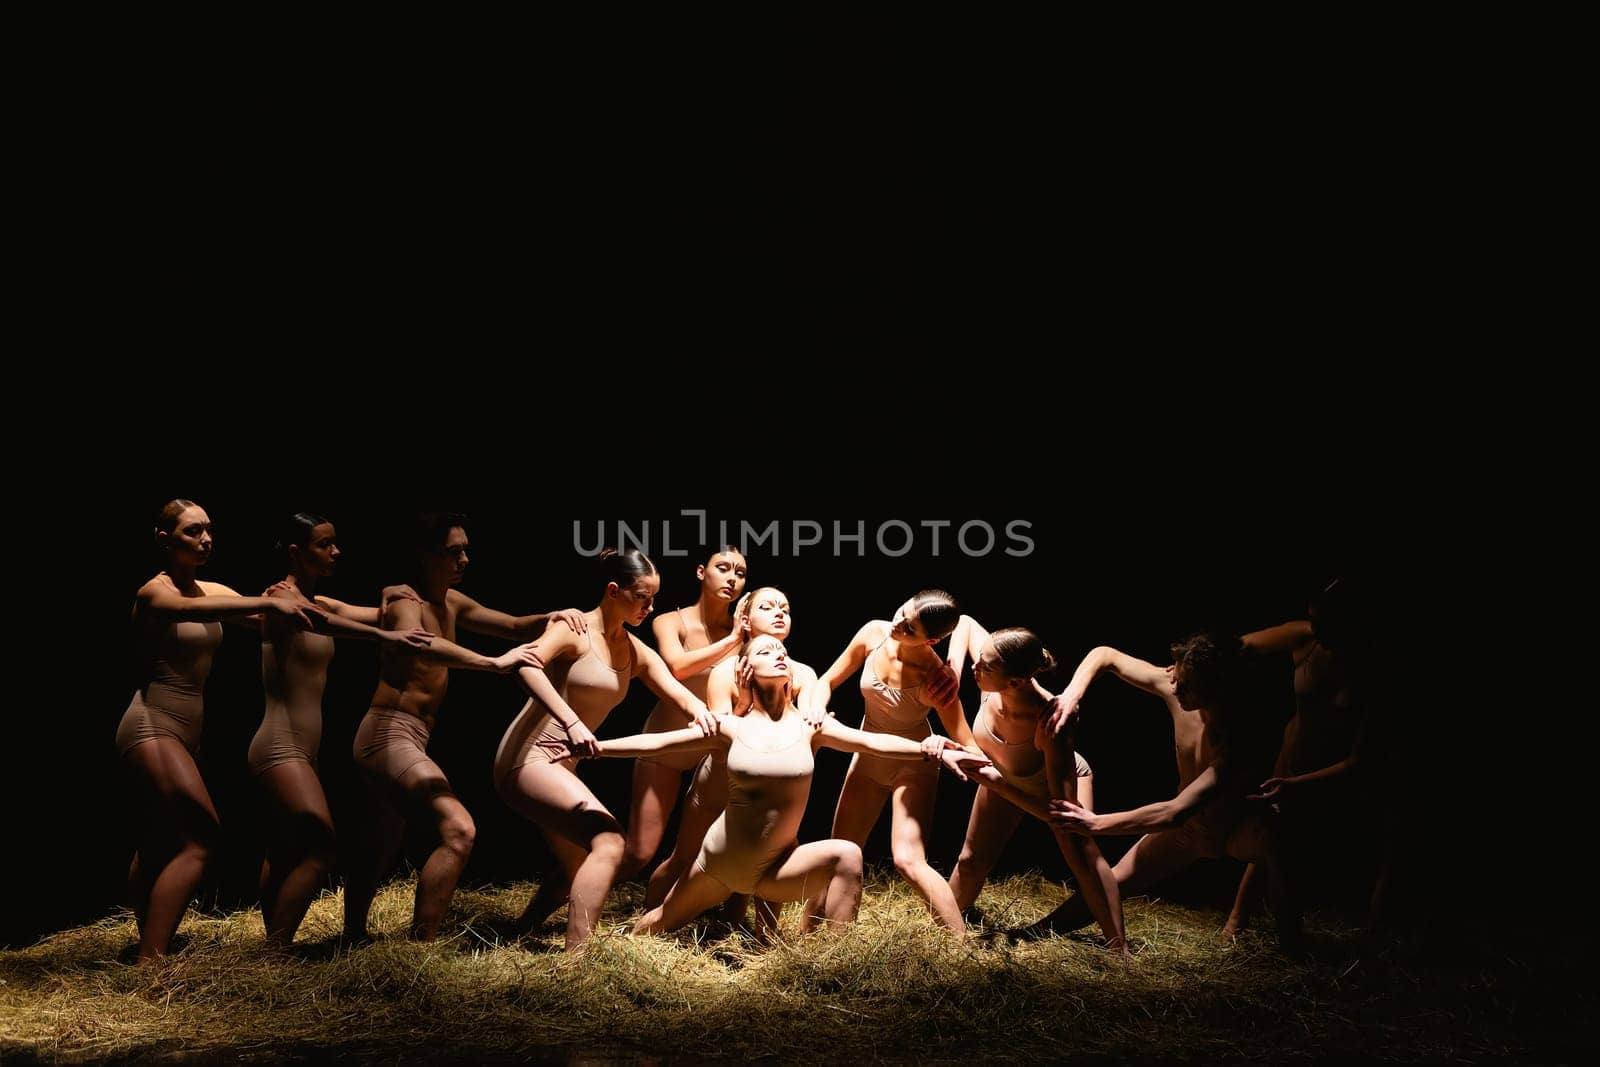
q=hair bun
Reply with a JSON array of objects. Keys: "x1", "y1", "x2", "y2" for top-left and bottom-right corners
[{"x1": 1037, "y1": 646, "x2": 1058, "y2": 676}]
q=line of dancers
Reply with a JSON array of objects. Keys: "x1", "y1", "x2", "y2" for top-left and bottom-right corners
[{"x1": 119, "y1": 501, "x2": 1374, "y2": 962}]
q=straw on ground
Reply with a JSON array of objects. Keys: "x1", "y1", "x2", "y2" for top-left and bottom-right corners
[{"x1": 0, "y1": 871, "x2": 1574, "y2": 1063}]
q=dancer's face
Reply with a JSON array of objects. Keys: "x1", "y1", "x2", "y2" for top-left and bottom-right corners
[
  {"x1": 744, "y1": 588, "x2": 791, "y2": 638},
  {"x1": 299, "y1": 522, "x2": 341, "y2": 577},
  {"x1": 422, "y1": 527, "x2": 469, "y2": 586},
  {"x1": 972, "y1": 638, "x2": 1016, "y2": 693},
  {"x1": 697, "y1": 552, "x2": 747, "y2": 603},
  {"x1": 163, "y1": 506, "x2": 214, "y2": 566},
  {"x1": 612, "y1": 572, "x2": 661, "y2": 626},
  {"x1": 888, "y1": 599, "x2": 932, "y2": 645},
  {"x1": 746, "y1": 636, "x2": 791, "y2": 680}
]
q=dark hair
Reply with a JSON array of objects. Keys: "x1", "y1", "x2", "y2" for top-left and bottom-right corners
[
  {"x1": 1169, "y1": 630, "x2": 1243, "y2": 708},
  {"x1": 1310, "y1": 575, "x2": 1361, "y2": 652},
  {"x1": 277, "y1": 512, "x2": 330, "y2": 557},
  {"x1": 990, "y1": 627, "x2": 1058, "y2": 679},
  {"x1": 411, "y1": 511, "x2": 470, "y2": 554},
  {"x1": 155, "y1": 498, "x2": 198, "y2": 534},
  {"x1": 597, "y1": 547, "x2": 657, "y2": 590},
  {"x1": 705, "y1": 545, "x2": 745, "y2": 564},
  {"x1": 911, "y1": 589, "x2": 960, "y2": 640}
]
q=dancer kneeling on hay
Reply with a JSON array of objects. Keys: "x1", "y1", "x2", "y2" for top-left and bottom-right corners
[{"x1": 570, "y1": 635, "x2": 991, "y2": 935}]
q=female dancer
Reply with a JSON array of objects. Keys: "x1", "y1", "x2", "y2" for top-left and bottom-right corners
[
  {"x1": 641, "y1": 585, "x2": 823, "y2": 913},
  {"x1": 619, "y1": 547, "x2": 747, "y2": 883},
  {"x1": 579, "y1": 636, "x2": 989, "y2": 936},
  {"x1": 118, "y1": 499, "x2": 321, "y2": 961},
  {"x1": 943, "y1": 624, "x2": 1126, "y2": 953},
  {"x1": 493, "y1": 548, "x2": 715, "y2": 951},
  {"x1": 806, "y1": 590, "x2": 969, "y2": 932},
  {"x1": 252, "y1": 512, "x2": 498, "y2": 946}
]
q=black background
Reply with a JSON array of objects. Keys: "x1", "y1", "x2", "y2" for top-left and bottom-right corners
[
  {"x1": 8, "y1": 35, "x2": 1505, "y2": 950},
  {"x1": 12, "y1": 473, "x2": 1407, "y2": 949}
]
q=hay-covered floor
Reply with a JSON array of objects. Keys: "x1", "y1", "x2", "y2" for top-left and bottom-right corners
[{"x1": 1, "y1": 871, "x2": 1584, "y2": 1063}]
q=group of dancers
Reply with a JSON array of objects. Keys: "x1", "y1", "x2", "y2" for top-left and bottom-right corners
[{"x1": 118, "y1": 501, "x2": 1372, "y2": 962}]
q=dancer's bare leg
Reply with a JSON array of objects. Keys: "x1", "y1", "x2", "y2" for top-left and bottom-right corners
[
  {"x1": 257, "y1": 760, "x2": 337, "y2": 946},
  {"x1": 646, "y1": 755, "x2": 727, "y2": 910},
  {"x1": 949, "y1": 786, "x2": 1025, "y2": 913},
  {"x1": 501, "y1": 763, "x2": 627, "y2": 951},
  {"x1": 757, "y1": 841, "x2": 866, "y2": 933},
  {"x1": 888, "y1": 774, "x2": 964, "y2": 933},
  {"x1": 124, "y1": 739, "x2": 221, "y2": 962}
]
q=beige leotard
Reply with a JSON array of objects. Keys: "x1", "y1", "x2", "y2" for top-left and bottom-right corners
[
  {"x1": 494, "y1": 630, "x2": 635, "y2": 780},
  {"x1": 694, "y1": 716, "x2": 816, "y2": 893},
  {"x1": 116, "y1": 614, "x2": 223, "y2": 757}
]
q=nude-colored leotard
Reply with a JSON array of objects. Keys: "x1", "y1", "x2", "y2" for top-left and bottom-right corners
[
  {"x1": 694, "y1": 716, "x2": 815, "y2": 894},
  {"x1": 116, "y1": 617, "x2": 224, "y2": 757},
  {"x1": 494, "y1": 630, "x2": 635, "y2": 781}
]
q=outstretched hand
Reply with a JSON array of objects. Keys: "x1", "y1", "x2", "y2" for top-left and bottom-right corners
[
  {"x1": 1047, "y1": 798, "x2": 1098, "y2": 835},
  {"x1": 548, "y1": 609, "x2": 588, "y2": 634},
  {"x1": 1248, "y1": 777, "x2": 1299, "y2": 806},
  {"x1": 271, "y1": 597, "x2": 326, "y2": 630},
  {"x1": 1044, "y1": 691, "x2": 1081, "y2": 738},
  {"x1": 565, "y1": 721, "x2": 600, "y2": 759},
  {"x1": 733, "y1": 656, "x2": 755, "y2": 716},
  {"x1": 496, "y1": 643, "x2": 545, "y2": 672},
  {"x1": 384, "y1": 627, "x2": 436, "y2": 650},
  {"x1": 923, "y1": 662, "x2": 960, "y2": 709},
  {"x1": 381, "y1": 585, "x2": 424, "y2": 609},
  {"x1": 940, "y1": 746, "x2": 992, "y2": 782},
  {"x1": 687, "y1": 704, "x2": 720, "y2": 737}
]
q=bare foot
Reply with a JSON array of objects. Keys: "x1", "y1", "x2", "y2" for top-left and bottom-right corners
[{"x1": 514, "y1": 887, "x2": 568, "y2": 934}]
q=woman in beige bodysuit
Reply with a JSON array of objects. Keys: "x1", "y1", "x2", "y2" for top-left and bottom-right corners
[
  {"x1": 579, "y1": 635, "x2": 990, "y2": 936},
  {"x1": 943, "y1": 625, "x2": 1127, "y2": 954},
  {"x1": 618, "y1": 548, "x2": 747, "y2": 885},
  {"x1": 494, "y1": 549, "x2": 715, "y2": 952},
  {"x1": 805, "y1": 591, "x2": 972, "y2": 933},
  {"x1": 118, "y1": 499, "x2": 323, "y2": 962},
  {"x1": 641, "y1": 585, "x2": 823, "y2": 916},
  {"x1": 251, "y1": 512, "x2": 445, "y2": 947}
]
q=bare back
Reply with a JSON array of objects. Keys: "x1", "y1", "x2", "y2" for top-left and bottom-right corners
[
  {"x1": 1167, "y1": 694, "x2": 1211, "y2": 789},
  {"x1": 370, "y1": 594, "x2": 456, "y2": 726},
  {"x1": 1142, "y1": 669, "x2": 1212, "y2": 789}
]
